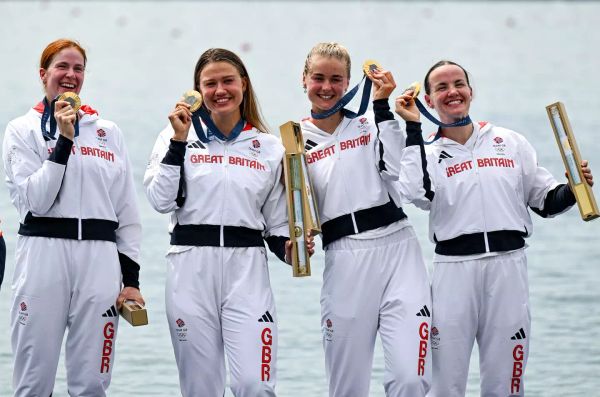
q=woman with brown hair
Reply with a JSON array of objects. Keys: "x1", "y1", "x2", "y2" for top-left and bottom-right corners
[{"x1": 144, "y1": 48, "x2": 312, "y2": 396}]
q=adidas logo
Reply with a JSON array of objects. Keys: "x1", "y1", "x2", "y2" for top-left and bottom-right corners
[
  {"x1": 304, "y1": 139, "x2": 318, "y2": 151},
  {"x1": 510, "y1": 328, "x2": 526, "y2": 340},
  {"x1": 438, "y1": 150, "x2": 453, "y2": 163},
  {"x1": 257, "y1": 310, "x2": 274, "y2": 323},
  {"x1": 187, "y1": 140, "x2": 205, "y2": 149},
  {"x1": 416, "y1": 305, "x2": 431, "y2": 317},
  {"x1": 102, "y1": 305, "x2": 118, "y2": 318}
]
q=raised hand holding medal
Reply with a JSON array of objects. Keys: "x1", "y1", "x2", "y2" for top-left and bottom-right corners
[
  {"x1": 54, "y1": 92, "x2": 80, "y2": 140},
  {"x1": 310, "y1": 59, "x2": 383, "y2": 120}
]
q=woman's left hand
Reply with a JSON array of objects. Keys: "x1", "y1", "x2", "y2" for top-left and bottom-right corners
[
  {"x1": 116, "y1": 286, "x2": 145, "y2": 310},
  {"x1": 581, "y1": 159, "x2": 594, "y2": 187},
  {"x1": 284, "y1": 232, "x2": 316, "y2": 265},
  {"x1": 368, "y1": 68, "x2": 396, "y2": 101}
]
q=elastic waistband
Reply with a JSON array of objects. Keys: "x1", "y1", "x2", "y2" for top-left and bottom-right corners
[
  {"x1": 19, "y1": 213, "x2": 118, "y2": 242},
  {"x1": 170, "y1": 224, "x2": 264, "y2": 247},
  {"x1": 435, "y1": 230, "x2": 526, "y2": 256},
  {"x1": 321, "y1": 200, "x2": 407, "y2": 247}
]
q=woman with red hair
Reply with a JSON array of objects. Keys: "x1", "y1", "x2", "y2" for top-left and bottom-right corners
[{"x1": 3, "y1": 38, "x2": 143, "y2": 396}]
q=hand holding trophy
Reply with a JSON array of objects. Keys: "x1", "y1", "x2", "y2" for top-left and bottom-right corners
[{"x1": 280, "y1": 121, "x2": 321, "y2": 277}]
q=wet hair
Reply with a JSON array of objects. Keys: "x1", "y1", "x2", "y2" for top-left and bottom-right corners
[
  {"x1": 424, "y1": 60, "x2": 471, "y2": 95},
  {"x1": 303, "y1": 42, "x2": 351, "y2": 80},
  {"x1": 40, "y1": 39, "x2": 87, "y2": 70},
  {"x1": 193, "y1": 48, "x2": 268, "y2": 133}
]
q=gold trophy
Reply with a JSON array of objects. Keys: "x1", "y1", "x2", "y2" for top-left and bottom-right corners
[
  {"x1": 119, "y1": 300, "x2": 149, "y2": 326},
  {"x1": 279, "y1": 121, "x2": 321, "y2": 277},
  {"x1": 546, "y1": 102, "x2": 599, "y2": 221}
]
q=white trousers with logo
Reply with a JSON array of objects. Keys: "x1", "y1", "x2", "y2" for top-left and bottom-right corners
[
  {"x1": 322, "y1": 226, "x2": 432, "y2": 397},
  {"x1": 429, "y1": 249, "x2": 530, "y2": 397},
  {"x1": 166, "y1": 246, "x2": 277, "y2": 397},
  {"x1": 11, "y1": 236, "x2": 122, "y2": 397}
]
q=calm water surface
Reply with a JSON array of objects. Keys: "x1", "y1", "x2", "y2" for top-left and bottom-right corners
[{"x1": 0, "y1": 2, "x2": 599, "y2": 396}]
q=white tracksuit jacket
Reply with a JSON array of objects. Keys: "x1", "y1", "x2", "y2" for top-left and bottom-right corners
[
  {"x1": 3, "y1": 102, "x2": 141, "y2": 397},
  {"x1": 144, "y1": 123, "x2": 288, "y2": 242},
  {"x1": 4, "y1": 104, "x2": 141, "y2": 260},
  {"x1": 301, "y1": 100, "x2": 408, "y2": 246},
  {"x1": 396, "y1": 120, "x2": 570, "y2": 255}
]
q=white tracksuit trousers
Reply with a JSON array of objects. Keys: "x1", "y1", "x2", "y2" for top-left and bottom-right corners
[
  {"x1": 321, "y1": 226, "x2": 432, "y2": 397},
  {"x1": 11, "y1": 236, "x2": 122, "y2": 397},
  {"x1": 166, "y1": 246, "x2": 277, "y2": 397},
  {"x1": 429, "y1": 249, "x2": 530, "y2": 397}
]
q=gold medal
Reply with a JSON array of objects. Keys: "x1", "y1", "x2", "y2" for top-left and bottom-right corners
[
  {"x1": 406, "y1": 81, "x2": 421, "y2": 98},
  {"x1": 362, "y1": 59, "x2": 381, "y2": 75},
  {"x1": 56, "y1": 92, "x2": 81, "y2": 112},
  {"x1": 182, "y1": 90, "x2": 203, "y2": 112}
]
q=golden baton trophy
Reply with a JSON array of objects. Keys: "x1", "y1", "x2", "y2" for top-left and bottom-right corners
[
  {"x1": 56, "y1": 92, "x2": 81, "y2": 112},
  {"x1": 279, "y1": 121, "x2": 321, "y2": 277},
  {"x1": 119, "y1": 300, "x2": 149, "y2": 326},
  {"x1": 546, "y1": 102, "x2": 599, "y2": 221}
]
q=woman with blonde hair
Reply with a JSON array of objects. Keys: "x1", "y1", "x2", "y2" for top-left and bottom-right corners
[{"x1": 299, "y1": 42, "x2": 431, "y2": 396}]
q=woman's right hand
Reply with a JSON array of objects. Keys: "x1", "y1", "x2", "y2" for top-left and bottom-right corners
[
  {"x1": 394, "y1": 91, "x2": 421, "y2": 123},
  {"x1": 169, "y1": 101, "x2": 193, "y2": 142},
  {"x1": 54, "y1": 100, "x2": 76, "y2": 140}
]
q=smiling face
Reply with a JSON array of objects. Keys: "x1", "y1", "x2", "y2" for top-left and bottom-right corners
[
  {"x1": 197, "y1": 61, "x2": 246, "y2": 121},
  {"x1": 424, "y1": 64, "x2": 473, "y2": 124},
  {"x1": 303, "y1": 55, "x2": 350, "y2": 114},
  {"x1": 39, "y1": 47, "x2": 85, "y2": 102}
]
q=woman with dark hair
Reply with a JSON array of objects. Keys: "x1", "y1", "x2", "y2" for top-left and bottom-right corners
[
  {"x1": 3, "y1": 38, "x2": 143, "y2": 396},
  {"x1": 144, "y1": 48, "x2": 311, "y2": 396},
  {"x1": 394, "y1": 60, "x2": 593, "y2": 396}
]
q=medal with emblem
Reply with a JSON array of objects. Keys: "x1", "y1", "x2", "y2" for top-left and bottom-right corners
[
  {"x1": 56, "y1": 92, "x2": 81, "y2": 112},
  {"x1": 362, "y1": 59, "x2": 381, "y2": 75},
  {"x1": 182, "y1": 90, "x2": 203, "y2": 112},
  {"x1": 405, "y1": 81, "x2": 421, "y2": 98}
]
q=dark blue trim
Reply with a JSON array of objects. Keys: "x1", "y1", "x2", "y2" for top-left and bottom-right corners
[
  {"x1": 414, "y1": 98, "x2": 471, "y2": 134},
  {"x1": 119, "y1": 252, "x2": 140, "y2": 289},
  {"x1": 18, "y1": 213, "x2": 118, "y2": 242},
  {"x1": 321, "y1": 199, "x2": 407, "y2": 247},
  {"x1": 434, "y1": 230, "x2": 526, "y2": 255},
  {"x1": 191, "y1": 106, "x2": 246, "y2": 143},
  {"x1": 311, "y1": 76, "x2": 373, "y2": 120},
  {"x1": 170, "y1": 224, "x2": 264, "y2": 247},
  {"x1": 530, "y1": 183, "x2": 576, "y2": 218},
  {"x1": 47, "y1": 134, "x2": 73, "y2": 165},
  {"x1": 265, "y1": 235, "x2": 287, "y2": 263}
]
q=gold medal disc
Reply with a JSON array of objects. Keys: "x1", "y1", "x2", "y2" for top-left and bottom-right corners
[
  {"x1": 363, "y1": 59, "x2": 381, "y2": 75},
  {"x1": 56, "y1": 92, "x2": 81, "y2": 112},
  {"x1": 406, "y1": 81, "x2": 421, "y2": 98},
  {"x1": 182, "y1": 90, "x2": 203, "y2": 112}
]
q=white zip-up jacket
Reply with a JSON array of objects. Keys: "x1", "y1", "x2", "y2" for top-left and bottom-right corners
[
  {"x1": 396, "y1": 120, "x2": 574, "y2": 255},
  {"x1": 144, "y1": 122, "x2": 288, "y2": 256},
  {"x1": 301, "y1": 100, "x2": 408, "y2": 246},
  {"x1": 3, "y1": 102, "x2": 142, "y2": 284}
]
